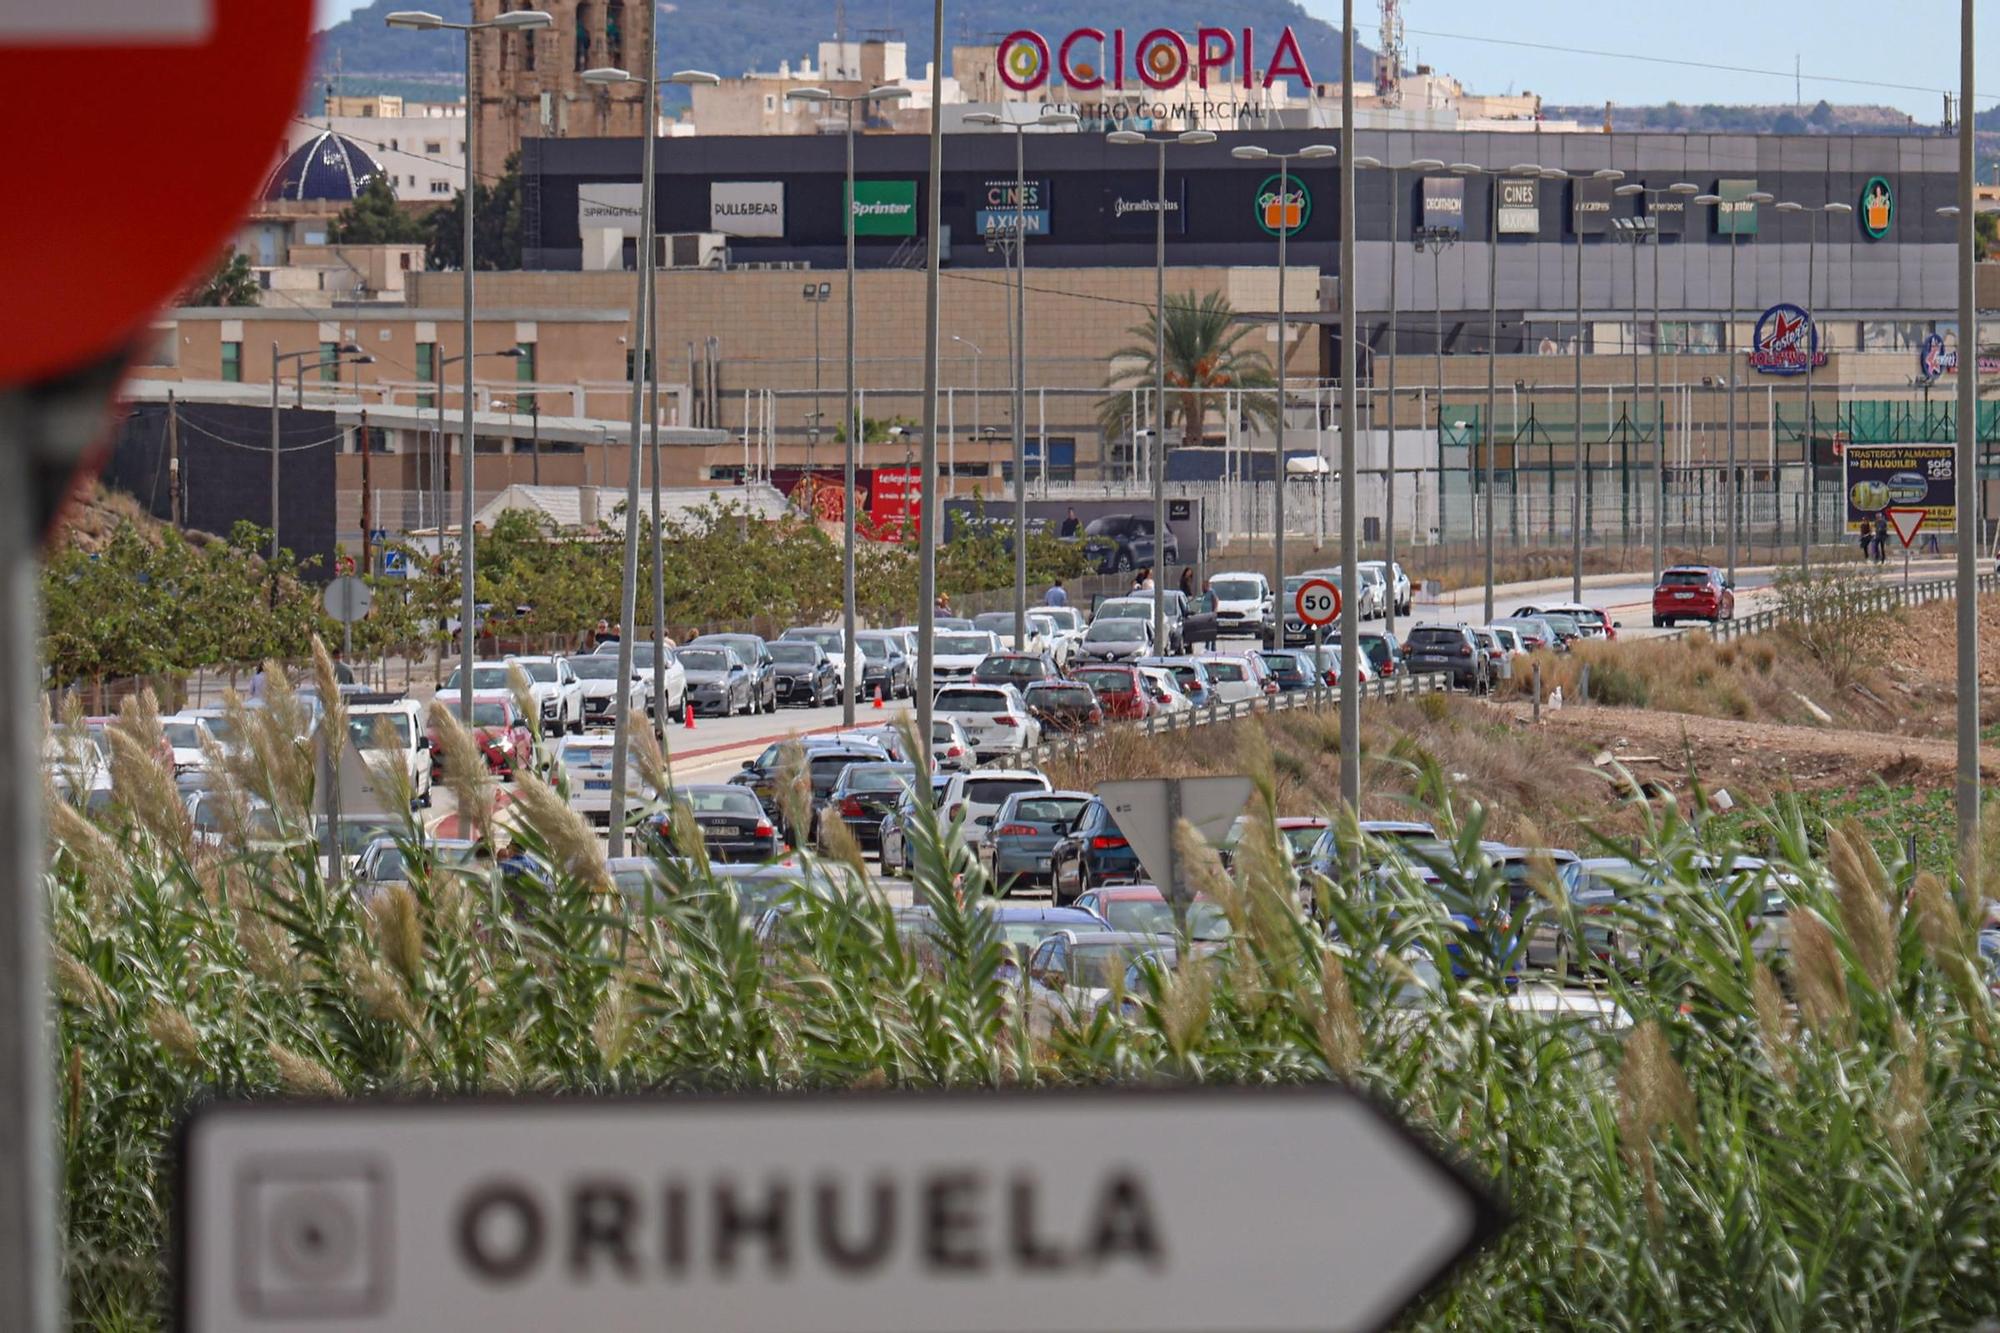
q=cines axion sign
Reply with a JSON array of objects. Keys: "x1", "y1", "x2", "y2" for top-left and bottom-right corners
[{"x1": 997, "y1": 25, "x2": 1312, "y2": 93}]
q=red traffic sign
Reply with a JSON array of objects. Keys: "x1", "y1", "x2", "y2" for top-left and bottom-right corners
[
  {"x1": 1884, "y1": 507, "x2": 1927, "y2": 548},
  {"x1": 1294, "y1": 577, "x2": 1341, "y2": 627},
  {"x1": 0, "y1": 1, "x2": 316, "y2": 386}
]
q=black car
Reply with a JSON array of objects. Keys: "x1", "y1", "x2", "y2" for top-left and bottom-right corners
[
  {"x1": 879, "y1": 773, "x2": 954, "y2": 876},
  {"x1": 1023, "y1": 680, "x2": 1104, "y2": 733},
  {"x1": 1078, "y1": 513, "x2": 1178, "y2": 574},
  {"x1": 688, "y1": 633, "x2": 778, "y2": 713},
  {"x1": 802, "y1": 746, "x2": 899, "y2": 841},
  {"x1": 972, "y1": 651, "x2": 1061, "y2": 689},
  {"x1": 643, "y1": 783, "x2": 782, "y2": 863},
  {"x1": 731, "y1": 735, "x2": 890, "y2": 817},
  {"x1": 819, "y1": 762, "x2": 919, "y2": 851},
  {"x1": 1048, "y1": 797, "x2": 1143, "y2": 905},
  {"x1": 854, "y1": 632, "x2": 913, "y2": 701},
  {"x1": 766, "y1": 640, "x2": 840, "y2": 707},
  {"x1": 1402, "y1": 624, "x2": 1491, "y2": 693}
]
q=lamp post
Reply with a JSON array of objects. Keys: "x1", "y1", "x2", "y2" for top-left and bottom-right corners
[
  {"x1": 1336, "y1": 0, "x2": 1360, "y2": 812},
  {"x1": 1946, "y1": 0, "x2": 1978, "y2": 871},
  {"x1": 802, "y1": 281, "x2": 832, "y2": 469},
  {"x1": 966, "y1": 108, "x2": 1079, "y2": 645},
  {"x1": 951, "y1": 334, "x2": 984, "y2": 446},
  {"x1": 1689, "y1": 187, "x2": 1772, "y2": 584},
  {"x1": 1774, "y1": 198, "x2": 1852, "y2": 568},
  {"x1": 1232, "y1": 142, "x2": 1336, "y2": 612},
  {"x1": 1414, "y1": 218, "x2": 1457, "y2": 545},
  {"x1": 388, "y1": 7, "x2": 552, "y2": 722},
  {"x1": 1452, "y1": 160, "x2": 1545, "y2": 624},
  {"x1": 431, "y1": 346, "x2": 527, "y2": 557},
  {"x1": 270, "y1": 342, "x2": 363, "y2": 563},
  {"x1": 1612, "y1": 188, "x2": 1658, "y2": 575},
  {"x1": 787, "y1": 83, "x2": 913, "y2": 726},
  {"x1": 1109, "y1": 127, "x2": 1216, "y2": 653},
  {"x1": 1351, "y1": 156, "x2": 1445, "y2": 633},
  {"x1": 1540, "y1": 168, "x2": 1625, "y2": 599}
]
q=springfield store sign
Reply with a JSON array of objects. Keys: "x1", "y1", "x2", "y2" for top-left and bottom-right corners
[
  {"x1": 848, "y1": 180, "x2": 918, "y2": 237},
  {"x1": 709, "y1": 181, "x2": 784, "y2": 238}
]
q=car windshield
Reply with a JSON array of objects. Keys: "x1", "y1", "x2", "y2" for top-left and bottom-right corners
[
  {"x1": 768, "y1": 643, "x2": 819, "y2": 665},
  {"x1": 998, "y1": 918, "x2": 1107, "y2": 950},
  {"x1": 1204, "y1": 660, "x2": 1246, "y2": 682},
  {"x1": 678, "y1": 649, "x2": 729, "y2": 671},
  {"x1": 447, "y1": 666, "x2": 514, "y2": 691},
  {"x1": 568, "y1": 656, "x2": 624, "y2": 680},
  {"x1": 195, "y1": 716, "x2": 235, "y2": 745},
  {"x1": 1661, "y1": 570, "x2": 1710, "y2": 587},
  {"x1": 162, "y1": 722, "x2": 205, "y2": 750},
  {"x1": 558, "y1": 743, "x2": 617, "y2": 771},
  {"x1": 457, "y1": 702, "x2": 510, "y2": 728},
  {"x1": 1210, "y1": 576, "x2": 1263, "y2": 601},
  {"x1": 936, "y1": 689, "x2": 1009, "y2": 713},
  {"x1": 1095, "y1": 600, "x2": 1148, "y2": 619},
  {"x1": 1408, "y1": 629, "x2": 1463, "y2": 649},
  {"x1": 366, "y1": 842, "x2": 481, "y2": 882},
  {"x1": 1076, "y1": 668, "x2": 1135, "y2": 693},
  {"x1": 1097, "y1": 898, "x2": 1232, "y2": 939},
  {"x1": 966, "y1": 778, "x2": 1045, "y2": 806},
  {"x1": 973, "y1": 615, "x2": 1016, "y2": 635},
  {"x1": 1012, "y1": 796, "x2": 1090, "y2": 824},
  {"x1": 512, "y1": 660, "x2": 558, "y2": 683},
  {"x1": 1041, "y1": 609, "x2": 1080, "y2": 630},
  {"x1": 847, "y1": 764, "x2": 916, "y2": 792},
  {"x1": 1281, "y1": 825, "x2": 1325, "y2": 858},
  {"x1": 1569, "y1": 609, "x2": 1608, "y2": 627},
  {"x1": 679, "y1": 787, "x2": 765, "y2": 817},
  {"x1": 1087, "y1": 621, "x2": 1147, "y2": 642},
  {"x1": 981, "y1": 656, "x2": 1040, "y2": 676},
  {"x1": 1538, "y1": 613, "x2": 1581, "y2": 635},
  {"x1": 349, "y1": 714, "x2": 414, "y2": 749},
  {"x1": 856, "y1": 638, "x2": 889, "y2": 660},
  {"x1": 786, "y1": 629, "x2": 842, "y2": 650},
  {"x1": 809, "y1": 754, "x2": 871, "y2": 785},
  {"x1": 1259, "y1": 654, "x2": 1306, "y2": 678},
  {"x1": 1068, "y1": 939, "x2": 1170, "y2": 987},
  {"x1": 937, "y1": 635, "x2": 992, "y2": 655},
  {"x1": 1029, "y1": 686, "x2": 1095, "y2": 709}
]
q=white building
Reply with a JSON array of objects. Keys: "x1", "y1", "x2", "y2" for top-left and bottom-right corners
[{"x1": 280, "y1": 95, "x2": 467, "y2": 201}]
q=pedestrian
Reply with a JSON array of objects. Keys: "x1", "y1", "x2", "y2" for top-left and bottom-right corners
[
  {"x1": 247, "y1": 666, "x2": 268, "y2": 700},
  {"x1": 593, "y1": 617, "x2": 619, "y2": 647},
  {"x1": 1874, "y1": 516, "x2": 1889, "y2": 563},
  {"x1": 1922, "y1": 529, "x2": 1941, "y2": 556},
  {"x1": 1133, "y1": 566, "x2": 1155, "y2": 593},
  {"x1": 1044, "y1": 579, "x2": 1068, "y2": 607},
  {"x1": 1859, "y1": 521, "x2": 1874, "y2": 561},
  {"x1": 935, "y1": 592, "x2": 953, "y2": 615},
  {"x1": 329, "y1": 650, "x2": 355, "y2": 686},
  {"x1": 1059, "y1": 506, "x2": 1081, "y2": 539},
  {"x1": 1178, "y1": 566, "x2": 1195, "y2": 599}
]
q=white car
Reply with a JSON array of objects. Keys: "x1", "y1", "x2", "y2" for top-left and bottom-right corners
[
  {"x1": 345, "y1": 696, "x2": 433, "y2": 808},
  {"x1": 933, "y1": 629, "x2": 1002, "y2": 681},
  {"x1": 972, "y1": 611, "x2": 1050, "y2": 658},
  {"x1": 939, "y1": 768, "x2": 1052, "y2": 839},
  {"x1": 1511, "y1": 602, "x2": 1617, "y2": 640},
  {"x1": 506, "y1": 655, "x2": 586, "y2": 734},
  {"x1": 1136, "y1": 666, "x2": 1194, "y2": 716},
  {"x1": 1205, "y1": 571, "x2": 1272, "y2": 637},
  {"x1": 931, "y1": 717, "x2": 978, "y2": 772},
  {"x1": 932, "y1": 682, "x2": 1042, "y2": 762},
  {"x1": 553, "y1": 735, "x2": 659, "y2": 828},
  {"x1": 1484, "y1": 625, "x2": 1528, "y2": 657},
  {"x1": 566, "y1": 652, "x2": 655, "y2": 727},
  {"x1": 1359, "y1": 560, "x2": 1413, "y2": 618},
  {"x1": 1197, "y1": 652, "x2": 1269, "y2": 705},
  {"x1": 160, "y1": 713, "x2": 215, "y2": 779},
  {"x1": 1035, "y1": 605, "x2": 1086, "y2": 664},
  {"x1": 1028, "y1": 612, "x2": 1075, "y2": 670}
]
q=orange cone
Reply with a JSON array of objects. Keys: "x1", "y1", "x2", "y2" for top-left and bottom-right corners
[
  {"x1": 684, "y1": 701, "x2": 696, "y2": 730},
  {"x1": 873, "y1": 685, "x2": 884, "y2": 710}
]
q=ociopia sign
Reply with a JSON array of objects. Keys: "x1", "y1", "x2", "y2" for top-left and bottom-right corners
[{"x1": 996, "y1": 25, "x2": 1312, "y2": 93}]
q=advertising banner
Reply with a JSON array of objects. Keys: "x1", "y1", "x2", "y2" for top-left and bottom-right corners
[
  {"x1": 1861, "y1": 176, "x2": 1895, "y2": 239},
  {"x1": 1844, "y1": 444, "x2": 1955, "y2": 535},
  {"x1": 1747, "y1": 303, "x2": 1825, "y2": 376},
  {"x1": 1570, "y1": 177, "x2": 1614, "y2": 235},
  {"x1": 1647, "y1": 189, "x2": 1687, "y2": 237},
  {"x1": 1496, "y1": 177, "x2": 1539, "y2": 234},
  {"x1": 847, "y1": 180, "x2": 918, "y2": 237},
  {"x1": 709, "y1": 181, "x2": 784, "y2": 237},
  {"x1": 976, "y1": 177, "x2": 1051, "y2": 237},
  {"x1": 868, "y1": 465, "x2": 921, "y2": 541},
  {"x1": 943, "y1": 497, "x2": 1206, "y2": 573},
  {"x1": 1420, "y1": 176, "x2": 1464, "y2": 235},
  {"x1": 1255, "y1": 172, "x2": 1311, "y2": 235},
  {"x1": 1717, "y1": 179, "x2": 1761, "y2": 235},
  {"x1": 1109, "y1": 177, "x2": 1188, "y2": 234},
  {"x1": 577, "y1": 182, "x2": 642, "y2": 233}
]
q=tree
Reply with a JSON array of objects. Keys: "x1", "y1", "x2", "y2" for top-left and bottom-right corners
[
  {"x1": 185, "y1": 247, "x2": 260, "y2": 307},
  {"x1": 330, "y1": 173, "x2": 428, "y2": 245},
  {"x1": 1099, "y1": 290, "x2": 1279, "y2": 450},
  {"x1": 1772, "y1": 112, "x2": 1807, "y2": 136},
  {"x1": 426, "y1": 152, "x2": 523, "y2": 271},
  {"x1": 1808, "y1": 99, "x2": 1835, "y2": 129},
  {"x1": 1976, "y1": 212, "x2": 1999, "y2": 263}
]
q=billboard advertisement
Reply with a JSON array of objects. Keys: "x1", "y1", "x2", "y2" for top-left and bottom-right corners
[
  {"x1": 976, "y1": 177, "x2": 1051, "y2": 237},
  {"x1": 942, "y1": 497, "x2": 1206, "y2": 574},
  {"x1": 1570, "y1": 177, "x2": 1614, "y2": 235},
  {"x1": 847, "y1": 180, "x2": 918, "y2": 237},
  {"x1": 1496, "y1": 177, "x2": 1539, "y2": 234},
  {"x1": 577, "y1": 182, "x2": 642, "y2": 233},
  {"x1": 1747, "y1": 303, "x2": 1825, "y2": 376},
  {"x1": 1420, "y1": 176, "x2": 1464, "y2": 235},
  {"x1": 1109, "y1": 177, "x2": 1188, "y2": 234},
  {"x1": 1844, "y1": 444, "x2": 1955, "y2": 535},
  {"x1": 709, "y1": 181, "x2": 784, "y2": 237},
  {"x1": 1647, "y1": 189, "x2": 1687, "y2": 237},
  {"x1": 1717, "y1": 179, "x2": 1761, "y2": 235}
]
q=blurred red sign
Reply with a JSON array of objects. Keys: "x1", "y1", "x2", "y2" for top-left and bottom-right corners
[{"x1": 0, "y1": 1, "x2": 315, "y2": 385}]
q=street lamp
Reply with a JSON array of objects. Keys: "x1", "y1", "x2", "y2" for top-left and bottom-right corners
[
  {"x1": 584, "y1": 62, "x2": 721, "y2": 848},
  {"x1": 1773, "y1": 197, "x2": 1852, "y2": 570},
  {"x1": 802, "y1": 281, "x2": 832, "y2": 470},
  {"x1": 950, "y1": 335, "x2": 984, "y2": 440},
  {"x1": 1352, "y1": 155, "x2": 1444, "y2": 631},
  {"x1": 1109, "y1": 127, "x2": 1216, "y2": 651},
  {"x1": 1453, "y1": 159, "x2": 1545, "y2": 623},
  {"x1": 787, "y1": 82, "x2": 913, "y2": 726},
  {"x1": 427, "y1": 346, "x2": 527, "y2": 559},
  {"x1": 965, "y1": 108, "x2": 1079, "y2": 644},
  {"x1": 1232, "y1": 141, "x2": 1335, "y2": 611},
  {"x1": 1686, "y1": 187, "x2": 1772, "y2": 585},
  {"x1": 388, "y1": 6, "x2": 552, "y2": 721},
  {"x1": 269, "y1": 342, "x2": 364, "y2": 564},
  {"x1": 1414, "y1": 213, "x2": 1459, "y2": 546}
]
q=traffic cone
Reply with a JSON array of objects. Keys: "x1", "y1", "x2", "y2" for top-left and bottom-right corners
[
  {"x1": 683, "y1": 701, "x2": 696, "y2": 731},
  {"x1": 872, "y1": 685, "x2": 884, "y2": 710}
]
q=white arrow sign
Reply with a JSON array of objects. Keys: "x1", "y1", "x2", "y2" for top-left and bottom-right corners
[
  {"x1": 177, "y1": 1087, "x2": 1503, "y2": 1333},
  {"x1": 1095, "y1": 776, "x2": 1254, "y2": 899}
]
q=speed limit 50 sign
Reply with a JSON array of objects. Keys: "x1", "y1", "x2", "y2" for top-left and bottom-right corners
[{"x1": 1294, "y1": 578, "x2": 1340, "y2": 627}]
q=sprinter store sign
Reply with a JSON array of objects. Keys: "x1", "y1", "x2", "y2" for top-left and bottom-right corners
[
  {"x1": 847, "y1": 180, "x2": 918, "y2": 237},
  {"x1": 997, "y1": 25, "x2": 1312, "y2": 92}
]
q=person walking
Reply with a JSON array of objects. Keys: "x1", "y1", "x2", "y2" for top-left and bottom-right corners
[
  {"x1": 1178, "y1": 566, "x2": 1195, "y2": 599},
  {"x1": 1058, "y1": 506, "x2": 1081, "y2": 538},
  {"x1": 1044, "y1": 580, "x2": 1068, "y2": 607},
  {"x1": 1133, "y1": 567, "x2": 1155, "y2": 594},
  {"x1": 1874, "y1": 516, "x2": 1889, "y2": 564}
]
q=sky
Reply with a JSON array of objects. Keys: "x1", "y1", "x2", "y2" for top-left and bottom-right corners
[{"x1": 314, "y1": 0, "x2": 1995, "y2": 121}]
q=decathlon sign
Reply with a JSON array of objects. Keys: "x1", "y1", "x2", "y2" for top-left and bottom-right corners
[
  {"x1": 177, "y1": 1088, "x2": 1502, "y2": 1333},
  {"x1": 997, "y1": 25, "x2": 1312, "y2": 93}
]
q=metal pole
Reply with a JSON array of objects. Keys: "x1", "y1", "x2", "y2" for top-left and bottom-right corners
[
  {"x1": 916, "y1": 0, "x2": 945, "y2": 758},
  {"x1": 1434, "y1": 245, "x2": 1445, "y2": 544},
  {"x1": 1633, "y1": 225, "x2": 1650, "y2": 579},
  {"x1": 1726, "y1": 223, "x2": 1740, "y2": 583},
  {"x1": 1957, "y1": 0, "x2": 1981, "y2": 877},
  {"x1": 269, "y1": 343, "x2": 281, "y2": 561},
  {"x1": 607, "y1": 20, "x2": 658, "y2": 858},
  {"x1": 1339, "y1": 0, "x2": 1361, "y2": 809},
  {"x1": 1651, "y1": 211, "x2": 1663, "y2": 568},
  {"x1": 457, "y1": 23, "x2": 478, "y2": 720},
  {"x1": 1274, "y1": 152, "x2": 1289, "y2": 606},
  {"x1": 1152, "y1": 139, "x2": 1168, "y2": 654},
  {"x1": 1804, "y1": 212, "x2": 1818, "y2": 566},
  {"x1": 1571, "y1": 201, "x2": 1584, "y2": 600},
  {"x1": 1483, "y1": 172, "x2": 1498, "y2": 624},
  {"x1": 1386, "y1": 166, "x2": 1400, "y2": 633},
  {"x1": 843, "y1": 98, "x2": 859, "y2": 726},
  {"x1": 1013, "y1": 122, "x2": 1029, "y2": 644}
]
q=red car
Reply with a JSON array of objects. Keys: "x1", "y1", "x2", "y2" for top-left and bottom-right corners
[
  {"x1": 1652, "y1": 566, "x2": 1735, "y2": 628},
  {"x1": 1073, "y1": 664, "x2": 1155, "y2": 721},
  {"x1": 427, "y1": 693, "x2": 535, "y2": 779}
]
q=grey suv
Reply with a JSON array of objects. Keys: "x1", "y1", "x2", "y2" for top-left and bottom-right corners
[{"x1": 1401, "y1": 623, "x2": 1491, "y2": 693}]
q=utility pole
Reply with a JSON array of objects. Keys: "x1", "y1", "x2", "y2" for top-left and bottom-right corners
[
  {"x1": 1955, "y1": 0, "x2": 1980, "y2": 882},
  {"x1": 166, "y1": 390, "x2": 181, "y2": 529},
  {"x1": 360, "y1": 409, "x2": 373, "y2": 574}
]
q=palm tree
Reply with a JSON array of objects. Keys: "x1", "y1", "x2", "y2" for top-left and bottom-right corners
[{"x1": 1098, "y1": 290, "x2": 1280, "y2": 453}]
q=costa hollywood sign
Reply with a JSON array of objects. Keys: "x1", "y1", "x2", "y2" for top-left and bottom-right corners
[{"x1": 997, "y1": 25, "x2": 1312, "y2": 93}]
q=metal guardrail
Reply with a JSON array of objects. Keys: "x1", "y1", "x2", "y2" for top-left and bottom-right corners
[
  {"x1": 1661, "y1": 570, "x2": 1998, "y2": 645},
  {"x1": 1018, "y1": 670, "x2": 1448, "y2": 768}
]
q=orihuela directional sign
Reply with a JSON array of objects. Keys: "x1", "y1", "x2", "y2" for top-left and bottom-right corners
[{"x1": 177, "y1": 1086, "x2": 1503, "y2": 1333}]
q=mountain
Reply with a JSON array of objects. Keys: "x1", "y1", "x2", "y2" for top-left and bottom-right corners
[{"x1": 314, "y1": 0, "x2": 1369, "y2": 101}]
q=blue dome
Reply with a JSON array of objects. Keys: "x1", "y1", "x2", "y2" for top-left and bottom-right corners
[{"x1": 264, "y1": 131, "x2": 383, "y2": 202}]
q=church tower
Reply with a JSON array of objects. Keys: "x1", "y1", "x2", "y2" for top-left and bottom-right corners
[{"x1": 470, "y1": 0, "x2": 651, "y2": 183}]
